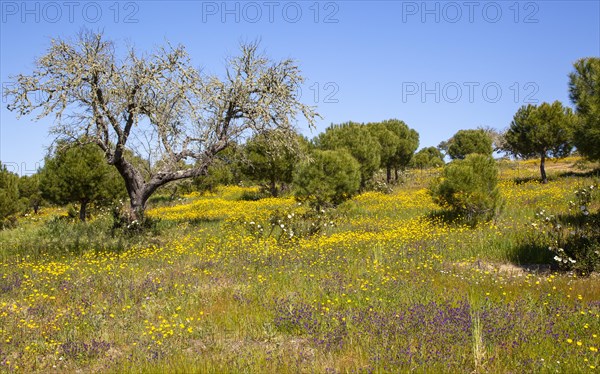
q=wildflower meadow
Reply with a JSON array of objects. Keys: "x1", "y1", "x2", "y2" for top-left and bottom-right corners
[{"x1": 0, "y1": 158, "x2": 599, "y2": 373}]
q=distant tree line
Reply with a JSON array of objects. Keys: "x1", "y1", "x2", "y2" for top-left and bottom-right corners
[{"x1": 196, "y1": 118, "x2": 422, "y2": 208}]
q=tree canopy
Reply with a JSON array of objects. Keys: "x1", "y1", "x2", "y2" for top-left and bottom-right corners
[
  {"x1": 367, "y1": 122, "x2": 400, "y2": 183},
  {"x1": 569, "y1": 57, "x2": 600, "y2": 161},
  {"x1": 316, "y1": 122, "x2": 381, "y2": 187},
  {"x1": 411, "y1": 147, "x2": 445, "y2": 169},
  {"x1": 40, "y1": 141, "x2": 127, "y2": 221},
  {"x1": 18, "y1": 174, "x2": 44, "y2": 214},
  {"x1": 504, "y1": 101, "x2": 574, "y2": 183},
  {"x1": 0, "y1": 163, "x2": 20, "y2": 228},
  {"x1": 240, "y1": 130, "x2": 307, "y2": 197},
  {"x1": 370, "y1": 119, "x2": 419, "y2": 182},
  {"x1": 447, "y1": 129, "x2": 493, "y2": 160}
]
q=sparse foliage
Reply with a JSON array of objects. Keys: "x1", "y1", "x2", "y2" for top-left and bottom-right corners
[
  {"x1": 533, "y1": 183, "x2": 599, "y2": 274},
  {"x1": 478, "y1": 126, "x2": 506, "y2": 153},
  {"x1": 239, "y1": 206, "x2": 337, "y2": 245},
  {"x1": 437, "y1": 140, "x2": 450, "y2": 158},
  {"x1": 4, "y1": 30, "x2": 318, "y2": 222}
]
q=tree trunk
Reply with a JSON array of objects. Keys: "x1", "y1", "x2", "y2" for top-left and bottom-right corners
[
  {"x1": 79, "y1": 199, "x2": 88, "y2": 222},
  {"x1": 386, "y1": 166, "x2": 392, "y2": 184},
  {"x1": 540, "y1": 153, "x2": 548, "y2": 184},
  {"x1": 129, "y1": 195, "x2": 146, "y2": 222},
  {"x1": 394, "y1": 168, "x2": 399, "y2": 183},
  {"x1": 270, "y1": 175, "x2": 278, "y2": 197},
  {"x1": 112, "y1": 156, "x2": 149, "y2": 222},
  {"x1": 111, "y1": 148, "x2": 212, "y2": 223},
  {"x1": 127, "y1": 184, "x2": 156, "y2": 223}
]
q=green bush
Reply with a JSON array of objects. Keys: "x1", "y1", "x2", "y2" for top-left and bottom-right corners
[
  {"x1": 410, "y1": 146, "x2": 445, "y2": 170},
  {"x1": 534, "y1": 183, "x2": 599, "y2": 274},
  {"x1": 239, "y1": 130, "x2": 306, "y2": 197},
  {"x1": 194, "y1": 146, "x2": 243, "y2": 193},
  {"x1": 429, "y1": 154, "x2": 503, "y2": 225},
  {"x1": 316, "y1": 122, "x2": 381, "y2": 187},
  {"x1": 18, "y1": 174, "x2": 44, "y2": 214},
  {"x1": 0, "y1": 215, "x2": 127, "y2": 259},
  {"x1": 293, "y1": 149, "x2": 361, "y2": 208},
  {"x1": 110, "y1": 200, "x2": 163, "y2": 237},
  {"x1": 239, "y1": 188, "x2": 272, "y2": 201},
  {"x1": 237, "y1": 207, "x2": 337, "y2": 245}
]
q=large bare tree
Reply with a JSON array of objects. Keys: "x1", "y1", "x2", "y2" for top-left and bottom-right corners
[{"x1": 4, "y1": 31, "x2": 318, "y2": 221}]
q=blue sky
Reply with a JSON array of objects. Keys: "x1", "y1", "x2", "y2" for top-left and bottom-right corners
[{"x1": 1, "y1": 0, "x2": 599, "y2": 175}]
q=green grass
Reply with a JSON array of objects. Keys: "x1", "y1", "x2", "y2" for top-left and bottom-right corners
[{"x1": 0, "y1": 158, "x2": 599, "y2": 373}]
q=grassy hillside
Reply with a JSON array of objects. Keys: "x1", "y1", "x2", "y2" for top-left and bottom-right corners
[{"x1": 0, "y1": 158, "x2": 599, "y2": 373}]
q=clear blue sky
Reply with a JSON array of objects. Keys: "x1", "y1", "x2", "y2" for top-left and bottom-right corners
[{"x1": 1, "y1": 0, "x2": 599, "y2": 175}]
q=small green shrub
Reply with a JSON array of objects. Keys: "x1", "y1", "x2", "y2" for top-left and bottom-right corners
[
  {"x1": 237, "y1": 205, "x2": 337, "y2": 245},
  {"x1": 35, "y1": 216, "x2": 111, "y2": 256},
  {"x1": 368, "y1": 179, "x2": 394, "y2": 194},
  {"x1": 533, "y1": 183, "x2": 600, "y2": 274},
  {"x1": 110, "y1": 201, "x2": 163, "y2": 237},
  {"x1": 239, "y1": 188, "x2": 272, "y2": 201},
  {"x1": 293, "y1": 149, "x2": 361, "y2": 208},
  {"x1": 193, "y1": 146, "x2": 243, "y2": 193},
  {"x1": 429, "y1": 154, "x2": 503, "y2": 225},
  {"x1": 365, "y1": 171, "x2": 394, "y2": 194}
]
